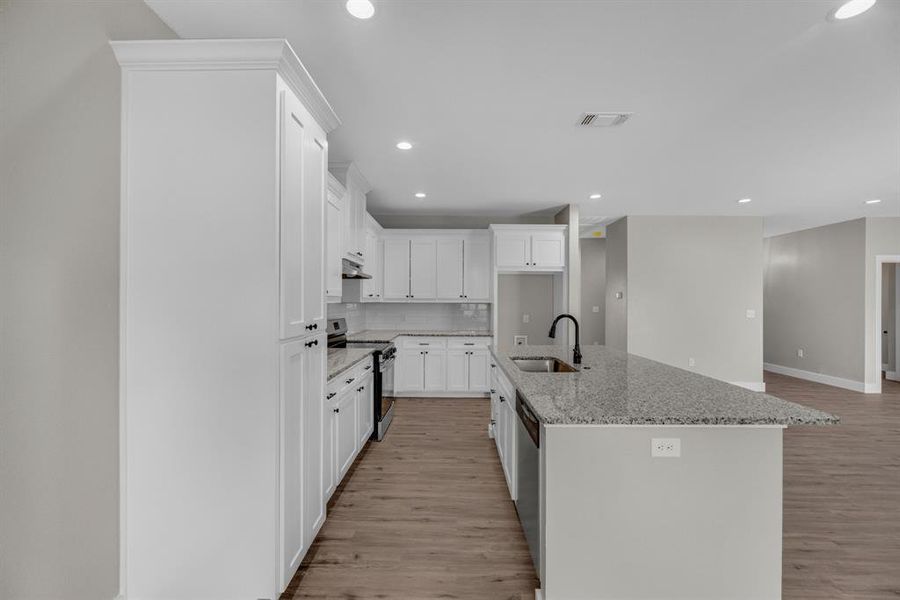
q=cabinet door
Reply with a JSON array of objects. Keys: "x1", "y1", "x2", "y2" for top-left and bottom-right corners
[
  {"x1": 361, "y1": 229, "x2": 380, "y2": 301},
  {"x1": 495, "y1": 233, "x2": 530, "y2": 269},
  {"x1": 279, "y1": 339, "x2": 307, "y2": 587},
  {"x1": 445, "y1": 350, "x2": 469, "y2": 393},
  {"x1": 396, "y1": 350, "x2": 424, "y2": 392},
  {"x1": 303, "y1": 338, "x2": 326, "y2": 545},
  {"x1": 468, "y1": 349, "x2": 490, "y2": 392},
  {"x1": 382, "y1": 239, "x2": 410, "y2": 300},
  {"x1": 354, "y1": 190, "x2": 367, "y2": 263},
  {"x1": 531, "y1": 231, "x2": 566, "y2": 268},
  {"x1": 423, "y1": 350, "x2": 446, "y2": 392},
  {"x1": 502, "y1": 399, "x2": 517, "y2": 497},
  {"x1": 495, "y1": 393, "x2": 506, "y2": 462},
  {"x1": 342, "y1": 187, "x2": 355, "y2": 260},
  {"x1": 324, "y1": 391, "x2": 337, "y2": 501},
  {"x1": 463, "y1": 239, "x2": 491, "y2": 301},
  {"x1": 326, "y1": 192, "x2": 343, "y2": 298},
  {"x1": 409, "y1": 239, "x2": 437, "y2": 300},
  {"x1": 357, "y1": 373, "x2": 374, "y2": 446},
  {"x1": 279, "y1": 90, "x2": 309, "y2": 339},
  {"x1": 303, "y1": 126, "x2": 327, "y2": 332},
  {"x1": 336, "y1": 389, "x2": 357, "y2": 479},
  {"x1": 435, "y1": 238, "x2": 464, "y2": 301}
]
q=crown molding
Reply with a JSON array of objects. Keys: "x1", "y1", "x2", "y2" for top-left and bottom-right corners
[
  {"x1": 329, "y1": 162, "x2": 372, "y2": 194},
  {"x1": 110, "y1": 39, "x2": 340, "y2": 133}
]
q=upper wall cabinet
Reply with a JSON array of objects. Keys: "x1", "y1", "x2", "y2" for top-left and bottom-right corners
[
  {"x1": 329, "y1": 163, "x2": 370, "y2": 266},
  {"x1": 490, "y1": 225, "x2": 567, "y2": 271},
  {"x1": 326, "y1": 175, "x2": 345, "y2": 302},
  {"x1": 380, "y1": 230, "x2": 492, "y2": 303}
]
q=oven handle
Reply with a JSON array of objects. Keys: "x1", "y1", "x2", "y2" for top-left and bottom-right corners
[{"x1": 380, "y1": 357, "x2": 396, "y2": 371}]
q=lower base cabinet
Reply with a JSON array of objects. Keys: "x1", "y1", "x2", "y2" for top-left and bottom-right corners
[
  {"x1": 395, "y1": 337, "x2": 492, "y2": 395},
  {"x1": 490, "y1": 361, "x2": 517, "y2": 500},
  {"x1": 324, "y1": 361, "x2": 374, "y2": 505}
]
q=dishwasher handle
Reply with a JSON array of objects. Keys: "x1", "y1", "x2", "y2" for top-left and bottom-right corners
[{"x1": 516, "y1": 391, "x2": 540, "y2": 448}]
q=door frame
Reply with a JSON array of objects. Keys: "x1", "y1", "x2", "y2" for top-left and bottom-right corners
[{"x1": 873, "y1": 254, "x2": 900, "y2": 394}]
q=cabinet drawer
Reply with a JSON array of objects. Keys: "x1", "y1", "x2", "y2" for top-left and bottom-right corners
[
  {"x1": 399, "y1": 337, "x2": 448, "y2": 349},
  {"x1": 326, "y1": 359, "x2": 373, "y2": 397},
  {"x1": 447, "y1": 337, "x2": 491, "y2": 349}
]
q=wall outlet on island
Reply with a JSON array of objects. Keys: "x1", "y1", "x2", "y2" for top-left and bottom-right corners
[
  {"x1": 797, "y1": 348, "x2": 804, "y2": 358},
  {"x1": 688, "y1": 357, "x2": 696, "y2": 367},
  {"x1": 651, "y1": 438, "x2": 681, "y2": 458},
  {"x1": 514, "y1": 335, "x2": 528, "y2": 346}
]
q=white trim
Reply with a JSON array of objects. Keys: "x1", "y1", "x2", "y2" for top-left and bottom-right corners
[
  {"x1": 730, "y1": 381, "x2": 766, "y2": 392},
  {"x1": 109, "y1": 39, "x2": 341, "y2": 133},
  {"x1": 393, "y1": 391, "x2": 490, "y2": 398},
  {"x1": 873, "y1": 255, "x2": 900, "y2": 394},
  {"x1": 887, "y1": 370, "x2": 900, "y2": 382},
  {"x1": 764, "y1": 362, "x2": 867, "y2": 392}
]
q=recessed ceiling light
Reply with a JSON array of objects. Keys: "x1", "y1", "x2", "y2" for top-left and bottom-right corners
[
  {"x1": 415, "y1": 192, "x2": 426, "y2": 199},
  {"x1": 830, "y1": 0, "x2": 876, "y2": 20},
  {"x1": 738, "y1": 198, "x2": 752, "y2": 204},
  {"x1": 589, "y1": 193, "x2": 602, "y2": 200},
  {"x1": 865, "y1": 198, "x2": 882, "y2": 204},
  {"x1": 346, "y1": 0, "x2": 375, "y2": 19},
  {"x1": 396, "y1": 141, "x2": 412, "y2": 150}
]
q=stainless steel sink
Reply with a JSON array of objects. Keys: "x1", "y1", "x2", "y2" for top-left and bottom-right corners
[{"x1": 511, "y1": 357, "x2": 578, "y2": 373}]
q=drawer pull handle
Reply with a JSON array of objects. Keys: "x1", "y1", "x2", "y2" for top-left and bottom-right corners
[
  {"x1": 305, "y1": 339, "x2": 318, "y2": 348},
  {"x1": 334, "y1": 408, "x2": 340, "y2": 414},
  {"x1": 499, "y1": 395, "x2": 506, "y2": 402},
  {"x1": 326, "y1": 392, "x2": 337, "y2": 399},
  {"x1": 346, "y1": 377, "x2": 355, "y2": 384}
]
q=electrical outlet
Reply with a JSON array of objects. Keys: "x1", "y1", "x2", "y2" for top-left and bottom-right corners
[
  {"x1": 592, "y1": 306, "x2": 600, "y2": 313},
  {"x1": 746, "y1": 309, "x2": 756, "y2": 319},
  {"x1": 797, "y1": 348, "x2": 804, "y2": 358},
  {"x1": 522, "y1": 313, "x2": 530, "y2": 323},
  {"x1": 615, "y1": 291, "x2": 624, "y2": 300},
  {"x1": 688, "y1": 357, "x2": 696, "y2": 367},
  {"x1": 514, "y1": 335, "x2": 528, "y2": 346},
  {"x1": 651, "y1": 438, "x2": 681, "y2": 458}
]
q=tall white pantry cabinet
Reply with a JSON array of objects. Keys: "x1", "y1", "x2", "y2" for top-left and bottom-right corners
[{"x1": 112, "y1": 40, "x2": 339, "y2": 600}]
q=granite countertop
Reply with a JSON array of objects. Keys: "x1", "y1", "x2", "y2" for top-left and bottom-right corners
[
  {"x1": 346, "y1": 329, "x2": 493, "y2": 343},
  {"x1": 492, "y1": 345, "x2": 839, "y2": 426},
  {"x1": 327, "y1": 348, "x2": 374, "y2": 381}
]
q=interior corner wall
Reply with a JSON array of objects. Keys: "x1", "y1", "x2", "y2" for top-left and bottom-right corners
[
  {"x1": 763, "y1": 218, "x2": 866, "y2": 384},
  {"x1": 626, "y1": 216, "x2": 764, "y2": 385},
  {"x1": 0, "y1": 2, "x2": 176, "y2": 599},
  {"x1": 864, "y1": 217, "x2": 900, "y2": 389},
  {"x1": 555, "y1": 205, "x2": 580, "y2": 345},
  {"x1": 580, "y1": 238, "x2": 607, "y2": 345},
  {"x1": 604, "y1": 218, "x2": 628, "y2": 351}
]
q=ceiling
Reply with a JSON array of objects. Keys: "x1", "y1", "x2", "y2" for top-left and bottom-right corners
[{"x1": 144, "y1": 0, "x2": 900, "y2": 236}]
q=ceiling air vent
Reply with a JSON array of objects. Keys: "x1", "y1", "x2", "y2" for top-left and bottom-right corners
[{"x1": 578, "y1": 112, "x2": 632, "y2": 127}]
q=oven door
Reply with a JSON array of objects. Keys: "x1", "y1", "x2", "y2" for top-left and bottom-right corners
[{"x1": 375, "y1": 354, "x2": 395, "y2": 440}]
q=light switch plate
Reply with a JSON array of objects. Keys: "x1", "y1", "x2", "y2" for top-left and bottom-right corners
[
  {"x1": 746, "y1": 309, "x2": 756, "y2": 319},
  {"x1": 522, "y1": 313, "x2": 531, "y2": 323},
  {"x1": 615, "y1": 291, "x2": 624, "y2": 300},
  {"x1": 592, "y1": 306, "x2": 600, "y2": 313}
]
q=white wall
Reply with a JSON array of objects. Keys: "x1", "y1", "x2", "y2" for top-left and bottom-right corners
[
  {"x1": 625, "y1": 217, "x2": 765, "y2": 386},
  {"x1": 763, "y1": 219, "x2": 867, "y2": 384},
  {"x1": 604, "y1": 218, "x2": 628, "y2": 351},
  {"x1": 0, "y1": 2, "x2": 175, "y2": 599},
  {"x1": 496, "y1": 274, "x2": 556, "y2": 352},
  {"x1": 580, "y1": 237, "x2": 606, "y2": 345}
]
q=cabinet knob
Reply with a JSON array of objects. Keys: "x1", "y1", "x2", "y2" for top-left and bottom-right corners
[
  {"x1": 499, "y1": 395, "x2": 506, "y2": 402},
  {"x1": 490, "y1": 388, "x2": 496, "y2": 394}
]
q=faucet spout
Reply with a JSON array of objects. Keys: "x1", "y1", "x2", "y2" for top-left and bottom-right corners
[{"x1": 548, "y1": 313, "x2": 582, "y2": 364}]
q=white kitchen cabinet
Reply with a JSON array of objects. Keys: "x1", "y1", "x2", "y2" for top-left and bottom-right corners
[
  {"x1": 380, "y1": 231, "x2": 491, "y2": 303},
  {"x1": 280, "y1": 88, "x2": 327, "y2": 339},
  {"x1": 383, "y1": 239, "x2": 411, "y2": 300},
  {"x1": 423, "y1": 349, "x2": 447, "y2": 392},
  {"x1": 326, "y1": 176, "x2": 345, "y2": 301},
  {"x1": 360, "y1": 226, "x2": 382, "y2": 301},
  {"x1": 409, "y1": 239, "x2": 437, "y2": 300},
  {"x1": 446, "y1": 350, "x2": 470, "y2": 393},
  {"x1": 463, "y1": 239, "x2": 491, "y2": 301},
  {"x1": 114, "y1": 39, "x2": 337, "y2": 600},
  {"x1": 468, "y1": 349, "x2": 491, "y2": 392},
  {"x1": 323, "y1": 390, "x2": 337, "y2": 501},
  {"x1": 490, "y1": 365, "x2": 517, "y2": 500},
  {"x1": 356, "y1": 373, "x2": 374, "y2": 446},
  {"x1": 330, "y1": 163, "x2": 371, "y2": 265},
  {"x1": 396, "y1": 350, "x2": 425, "y2": 392},
  {"x1": 491, "y1": 225, "x2": 567, "y2": 271},
  {"x1": 335, "y1": 387, "x2": 357, "y2": 480},
  {"x1": 436, "y1": 239, "x2": 464, "y2": 300}
]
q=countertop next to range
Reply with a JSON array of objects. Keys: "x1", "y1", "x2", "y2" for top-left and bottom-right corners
[
  {"x1": 345, "y1": 329, "x2": 493, "y2": 343},
  {"x1": 327, "y1": 348, "x2": 374, "y2": 382},
  {"x1": 492, "y1": 345, "x2": 839, "y2": 427}
]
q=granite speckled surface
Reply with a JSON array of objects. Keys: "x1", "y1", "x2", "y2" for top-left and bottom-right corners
[
  {"x1": 492, "y1": 345, "x2": 839, "y2": 426},
  {"x1": 346, "y1": 329, "x2": 492, "y2": 343},
  {"x1": 327, "y1": 348, "x2": 374, "y2": 381}
]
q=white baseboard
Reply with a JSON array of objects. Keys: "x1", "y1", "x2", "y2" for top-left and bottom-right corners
[
  {"x1": 764, "y1": 363, "x2": 867, "y2": 393},
  {"x1": 731, "y1": 381, "x2": 766, "y2": 392},
  {"x1": 393, "y1": 392, "x2": 489, "y2": 398},
  {"x1": 887, "y1": 371, "x2": 900, "y2": 382}
]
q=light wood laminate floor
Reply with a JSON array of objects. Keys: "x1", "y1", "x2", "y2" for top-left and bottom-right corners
[{"x1": 284, "y1": 376, "x2": 900, "y2": 599}]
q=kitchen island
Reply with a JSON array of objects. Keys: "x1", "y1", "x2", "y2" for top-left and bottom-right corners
[{"x1": 490, "y1": 345, "x2": 837, "y2": 600}]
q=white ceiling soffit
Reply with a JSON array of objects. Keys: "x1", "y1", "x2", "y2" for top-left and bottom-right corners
[{"x1": 144, "y1": 0, "x2": 900, "y2": 236}]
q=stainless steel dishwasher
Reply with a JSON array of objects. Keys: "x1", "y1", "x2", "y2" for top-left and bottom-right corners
[{"x1": 515, "y1": 391, "x2": 541, "y2": 578}]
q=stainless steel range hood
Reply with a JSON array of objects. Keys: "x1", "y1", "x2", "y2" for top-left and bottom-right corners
[{"x1": 342, "y1": 258, "x2": 372, "y2": 279}]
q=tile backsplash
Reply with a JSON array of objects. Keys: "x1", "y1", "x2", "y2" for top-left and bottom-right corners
[{"x1": 327, "y1": 302, "x2": 491, "y2": 333}]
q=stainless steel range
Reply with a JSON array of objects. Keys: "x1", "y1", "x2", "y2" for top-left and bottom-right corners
[{"x1": 326, "y1": 318, "x2": 396, "y2": 441}]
